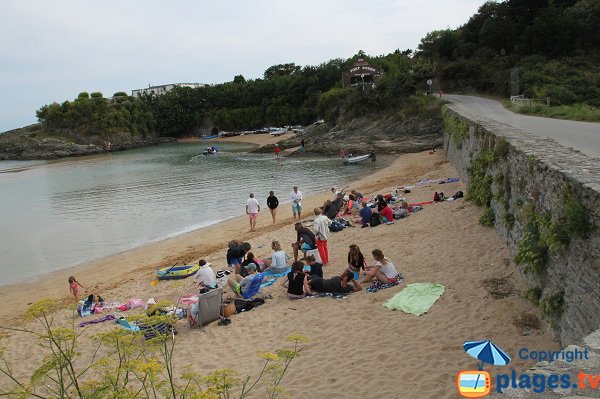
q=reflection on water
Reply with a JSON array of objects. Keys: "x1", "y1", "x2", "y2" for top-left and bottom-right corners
[{"x1": 0, "y1": 141, "x2": 387, "y2": 285}]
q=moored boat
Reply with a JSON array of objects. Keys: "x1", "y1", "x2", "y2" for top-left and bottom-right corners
[{"x1": 343, "y1": 154, "x2": 371, "y2": 164}]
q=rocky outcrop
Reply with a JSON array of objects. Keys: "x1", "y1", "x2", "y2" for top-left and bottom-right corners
[
  {"x1": 252, "y1": 111, "x2": 443, "y2": 155},
  {"x1": 0, "y1": 124, "x2": 174, "y2": 160}
]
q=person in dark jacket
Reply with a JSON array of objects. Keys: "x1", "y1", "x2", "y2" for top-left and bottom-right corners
[
  {"x1": 266, "y1": 191, "x2": 279, "y2": 224},
  {"x1": 324, "y1": 193, "x2": 343, "y2": 220}
]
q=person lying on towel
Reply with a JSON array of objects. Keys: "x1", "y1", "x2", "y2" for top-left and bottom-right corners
[
  {"x1": 309, "y1": 270, "x2": 362, "y2": 294},
  {"x1": 227, "y1": 263, "x2": 267, "y2": 299}
]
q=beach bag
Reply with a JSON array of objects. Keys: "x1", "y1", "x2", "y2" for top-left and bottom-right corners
[
  {"x1": 433, "y1": 192, "x2": 439, "y2": 202},
  {"x1": 452, "y1": 191, "x2": 464, "y2": 199},
  {"x1": 329, "y1": 220, "x2": 344, "y2": 232},
  {"x1": 370, "y1": 213, "x2": 381, "y2": 227}
]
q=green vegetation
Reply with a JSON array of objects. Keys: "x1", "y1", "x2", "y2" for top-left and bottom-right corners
[
  {"x1": 514, "y1": 205, "x2": 549, "y2": 274},
  {"x1": 540, "y1": 291, "x2": 565, "y2": 319},
  {"x1": 415, "y1": 1, "x2": 600, "y2": 107},
  {"x1": 442, "y1": 110, "x2": 469, "y2": 148},
  {"x1": 36, "y1": 93, "x2": 155, "y2": 137},
  {"x1": 466, "y1": 150, "x2": 496, "y2": 206},
  {"x1": 479, "y1": 207, "x2": 495, "y2": 226},
  {"x1": 524, "y1": 287, "x2": 542, "y2": 306},
  {"x1": 0, "y1": 298, "x2": 308, "y2": 398},
  {"x1": 505, "y1": 102, "x2": 600, "y2": 122}
]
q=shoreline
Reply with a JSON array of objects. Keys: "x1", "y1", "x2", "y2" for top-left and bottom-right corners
[
  {"x1": 0, "y1": 148, "x2": 560, "y2": 398},
  {"x1": 0, "y1": 149, "x2": 438, "y2": 324}
]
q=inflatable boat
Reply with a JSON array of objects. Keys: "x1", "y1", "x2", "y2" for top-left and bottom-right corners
[{"x1": 156, "y1": 264, "x2": 200, "y2": 280}]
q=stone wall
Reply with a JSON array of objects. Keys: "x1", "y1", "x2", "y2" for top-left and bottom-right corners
[{"x1": 443, "y1": 103, "x2": 600, "y2": 345}]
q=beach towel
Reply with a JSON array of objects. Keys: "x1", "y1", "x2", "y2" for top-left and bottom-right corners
[
  {"x1": 383, "y1": 283, "x2": 445, "y2": 315},
  {"x1": 116, "y1": 315, "x2": 140, "y2": 332},
  {"x1": 79, "y1": 314, "x2": 115, "y2": 327},
  {"x1": 260, "y1": 267, "x2": 291, "y2": 287},
  {"x1": 366, "y1": 274, "x2": 404, "y2": 293},
  {"x1": 242, "y1": 272, "x2": 265, "y2": 299}
]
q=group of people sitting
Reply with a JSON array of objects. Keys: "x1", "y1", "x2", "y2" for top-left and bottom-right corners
[{"x1": 190, "y1": 187, "x2": 404, "y2": 302}]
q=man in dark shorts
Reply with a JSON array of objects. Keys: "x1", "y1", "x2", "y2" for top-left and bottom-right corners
[
  {"x1": 291, "y1": 222, "x2": 317, "y2": 262},
  {"x1": 310, "y1": 270, "x2": 362, "y2": 293}
]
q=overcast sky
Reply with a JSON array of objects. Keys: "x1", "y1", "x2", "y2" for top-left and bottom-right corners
[{"x1": 0, "y1": 0, "x2": 485, "y2": 132}]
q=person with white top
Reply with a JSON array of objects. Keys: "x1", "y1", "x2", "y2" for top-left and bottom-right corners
[
  {"x1": 312, "y1": 207, "x2": 332, "y2": 265},
  {"x1": 359, "y1": 249, "x2": 401, "y2": 284},
  {"x1": 246, "y1": 193, "x2": 260, "y2": 232},
  {"x1": 289, "y1": 186, "x2": 303, "y2": 221},
  {"x1": 193, "y1": 259, "x2": 217, "y2": 291},
  {"x1": 262, "y1": 240, "x2": 289, "y2": 274}
]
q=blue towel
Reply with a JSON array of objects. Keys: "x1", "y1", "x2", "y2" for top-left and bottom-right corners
[
  {"x1": 260, "y1": 267, "x2": 291, "y2": 288},
  {"x1": 242, "y1": 272, "x2": 266, "y2": 299}
]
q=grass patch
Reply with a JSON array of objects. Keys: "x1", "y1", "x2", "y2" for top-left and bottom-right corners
[{"x1": 506, "y1": 102, "x2": 600, "y2": 122}]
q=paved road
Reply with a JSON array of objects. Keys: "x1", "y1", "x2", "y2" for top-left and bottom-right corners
[{"x1": 444, "y1": 95, "x2": 600, "y2": 159}]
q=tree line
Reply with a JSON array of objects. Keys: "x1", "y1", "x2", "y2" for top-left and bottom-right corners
[{"x1": 35, "y1": 0, "x2": 598, "y2": 138}]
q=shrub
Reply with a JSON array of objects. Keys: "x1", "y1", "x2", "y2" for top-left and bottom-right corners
[
  {"x1": 0, "y1": 298, "x2": 309, "y2": 399},
  {"x1": 479, "y1": 207, "x2": 495, "y2": 226},
  {"x1": 540, "y1": 291, "x2": 565, "y2": 318},
  {"x1": 524, "y1": 287, "x2": 542, "y2": 306}
]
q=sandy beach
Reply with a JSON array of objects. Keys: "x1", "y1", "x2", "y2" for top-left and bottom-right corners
[{"x1": 0, "y1": 140, "x2": 559, "y2": 398}]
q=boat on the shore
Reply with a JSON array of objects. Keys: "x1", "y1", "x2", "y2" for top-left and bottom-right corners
[
  {"x1": 343, "y1": 154, "x2": 372, "y2": 164},
  {"x1": 156, "y1": 264, "x2": 200, "y2": 280}
]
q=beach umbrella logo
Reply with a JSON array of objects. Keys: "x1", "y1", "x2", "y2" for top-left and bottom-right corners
[{"x1": 456, "y1": 340, "x2": 511, "y2": 398}]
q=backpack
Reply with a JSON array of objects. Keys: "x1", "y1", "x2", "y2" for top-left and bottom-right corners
[
  {"x1": 329, "y1": 220, "x2": 344, "y2": 232},
  {"x1": 433, "y1": 192, "x2": 439, "y2": 202},
  {"x1": 370, "y1": 213, "x2": 381, "y2": 227},
  {"x1": 452, "y1": 191, "x2": 464, "y2": 199}
]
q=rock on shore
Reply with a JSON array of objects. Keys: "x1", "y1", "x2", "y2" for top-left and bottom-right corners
[
  {"x1": 252, "y1": 111, "x2": 442, "y2": 155},
  {"x1": 0, "y1": 124, "x2": 174, "y2": 160}
]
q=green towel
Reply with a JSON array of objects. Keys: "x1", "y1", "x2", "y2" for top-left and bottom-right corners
[{"x1": 383, "y1": 283, "x2": 445, "y2": 315}]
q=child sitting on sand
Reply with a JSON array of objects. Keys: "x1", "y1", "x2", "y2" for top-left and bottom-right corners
[
  {"x1": 68, "y1": 276, "x2": 85, "y2": 302},
  {"x1": 281, "y1": 261, "x2": 312, "y2": 299},
  {"x1": 304, "y1": 255, "x2": 323, "y2": 279}
]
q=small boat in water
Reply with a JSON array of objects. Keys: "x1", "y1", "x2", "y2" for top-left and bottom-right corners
[
  {"x1": 343, "y1": 154, "x2": 372, "y2": 164},
  {"x1": 203, "y1": 146, "x2": 218, "y2": 155},
  {"x1": 156, "y1": 264, "x2": 200, "y2": 280}
]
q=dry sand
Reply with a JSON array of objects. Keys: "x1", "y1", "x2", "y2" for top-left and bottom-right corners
[{"x1": 0, "y1": 144, "x2": 559, "y2": 398}]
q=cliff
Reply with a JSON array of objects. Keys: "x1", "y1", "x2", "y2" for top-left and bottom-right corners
[
  {"x1": 252, "y1": 109, "x2": 443, "y2": 155},
  {"x1": 0, "y1": 124, "x2": 174, "y2": 160}
]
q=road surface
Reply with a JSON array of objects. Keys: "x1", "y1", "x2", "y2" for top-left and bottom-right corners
[{"x1": 444, "y1": 95, "x2": 600, "y2": 159}]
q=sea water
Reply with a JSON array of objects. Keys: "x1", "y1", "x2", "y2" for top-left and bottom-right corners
[{"x1": 0, "y1": 141, "x2": 385, "y2": 285}]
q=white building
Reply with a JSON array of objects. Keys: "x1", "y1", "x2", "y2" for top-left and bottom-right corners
[{"x1": 131, "y1": 83, "x2": 205, "y2": 97}]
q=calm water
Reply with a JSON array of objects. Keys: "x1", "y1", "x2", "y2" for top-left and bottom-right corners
[{"x1": 0, "y1": 141, "x2": 386, "y2": 285}]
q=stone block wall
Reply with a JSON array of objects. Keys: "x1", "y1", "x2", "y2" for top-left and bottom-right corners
[{"x1": 443, "y1": 103, "x2": 600, "y2": 345}]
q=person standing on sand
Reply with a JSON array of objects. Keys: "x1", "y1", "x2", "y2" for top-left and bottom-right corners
[
  {"x1": 246, "y1": 193, "x2": 260, "y2": 232},
  {"x1": 267, "y1": 190, "x2": 279, "y2": 224},
  {"x1": 68, "y1": 276, "x2": 85, "y2": 302},
  {"x1": 312, "y1": 207, "x2": 331, "y2": 265},
  {"x1": 289, "y1": 186, "x2": 303, "y2": 221},
  {"x1": 274, "y1": 144, "x2": 281, "y2": 157}
]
